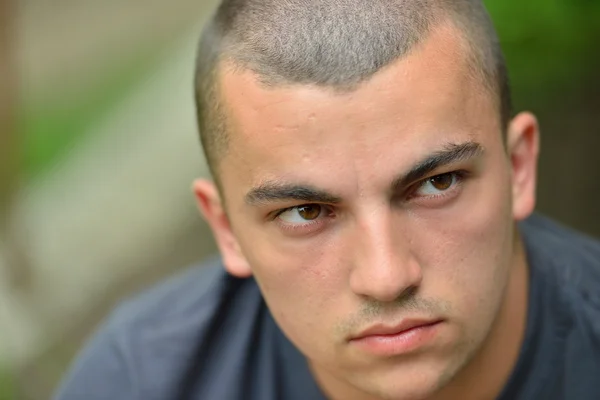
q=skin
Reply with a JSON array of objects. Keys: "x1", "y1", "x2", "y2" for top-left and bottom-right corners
[{"x1": 194, "y1": 20, "x2": 540, "y2": 400}]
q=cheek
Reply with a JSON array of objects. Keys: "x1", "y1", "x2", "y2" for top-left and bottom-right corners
[
  {"x1": 237, "y1": 229, "x2": 348, "y2": 348},
  {"x1": 411, "y1": 168, "x2": 514, "y2": 320}
]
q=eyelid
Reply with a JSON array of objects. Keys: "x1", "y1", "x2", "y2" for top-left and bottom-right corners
[
  {"x1": 272, "y1": 203, "x2": 332, "y2": 219},
  {"x1": 271, "y1": 205, "x2": 302, "y2": 220},
  {"x1": 405, "y1": 170, "x2": 468, "y2": 200},
  {"x1": 273, "y1": 204, "x2": 335, "y2": 235},
  {"x1": 410, "y1": 168, "x2": 466, "y2": 187}
]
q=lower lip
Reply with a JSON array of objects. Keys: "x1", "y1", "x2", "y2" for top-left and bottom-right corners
[{"x1": 350, "y1": 321, "x2": 442, "y2": 356}]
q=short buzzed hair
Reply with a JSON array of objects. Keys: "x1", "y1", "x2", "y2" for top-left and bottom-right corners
[{"x1": 194, "y1": 0, "x2": 511, "y2": 180}]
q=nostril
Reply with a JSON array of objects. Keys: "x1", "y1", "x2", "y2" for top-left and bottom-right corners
[{"x1": 401, "y1": 285, "x2": 418, "y2": 299}]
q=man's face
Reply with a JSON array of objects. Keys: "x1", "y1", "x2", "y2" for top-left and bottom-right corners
[{"x1": 203, "y1": 22, "x2": 535, "y2": 400}]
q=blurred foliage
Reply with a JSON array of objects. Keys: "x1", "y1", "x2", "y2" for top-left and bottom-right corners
[
  {"x1": 20, "y1": 51, "x2": 165, "y2": 181},
  {"x1": 0, "y1": 370, "x2": 15, "y2": 400},
  {"x1": 21, "y1": 63, "x2": 144, "y2": 180},
  {"x1": 486, "y1": 0, "x2": 600, "y2": 110}
]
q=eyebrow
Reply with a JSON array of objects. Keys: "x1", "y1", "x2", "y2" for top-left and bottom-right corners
[
  {"x1": 392, "y1": 141, "x2": 484, "y2": 190},
  {"x1": 245, "y1": 183, "x2": 343, "y2": 206},
  {"x1": 244, "y1": 141, "x2": 484, "y2": 206}
]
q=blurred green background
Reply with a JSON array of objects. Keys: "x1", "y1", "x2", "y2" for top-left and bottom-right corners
[{"x1": 1, "y1": 0, "x2": 599, "y2": 398}]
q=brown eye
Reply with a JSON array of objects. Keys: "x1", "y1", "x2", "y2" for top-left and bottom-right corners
[
  {"x1": 429, "y1": 174, "x2": 454, "y2": 191},
  {"x1": 413, "y1": 172, "x2": 460, "y2": 198},
  {"x1": 297, "y1": 205, "x2": 322, "y2": 220},
  {"x1": 278, "y1": 204, "x2": 324, "y2": 224}
]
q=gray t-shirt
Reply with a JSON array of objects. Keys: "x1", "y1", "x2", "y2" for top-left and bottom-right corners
[{"x1": 54, "y1": 214, "x2": 600, "y2": 399}]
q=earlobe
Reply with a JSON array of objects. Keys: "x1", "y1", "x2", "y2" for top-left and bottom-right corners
[
  {"x1": 192, "y1": 179, "x2": 253, "y2": 278},
  {"x1": 507, "y1": 112, "x2": 540, "y2": 221}
]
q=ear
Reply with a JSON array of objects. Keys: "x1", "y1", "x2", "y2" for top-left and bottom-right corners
[
  {"x1": 192, "y1": 179, "x2": 252, "y2": 278},
  {"x1": 507, "y1": 112, "x2": 540, "y2": 221}
]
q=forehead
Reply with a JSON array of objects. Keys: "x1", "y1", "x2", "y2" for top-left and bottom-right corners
[{"x1": 217, "y1": 21, "x2": 499, "y2": 200}]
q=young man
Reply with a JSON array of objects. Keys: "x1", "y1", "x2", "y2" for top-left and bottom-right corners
[{"x1": 56, "y1": 1, "x2": 600, "y2": 399}]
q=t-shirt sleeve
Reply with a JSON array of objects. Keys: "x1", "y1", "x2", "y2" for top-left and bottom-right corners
[{"x1": 53, "y1": 316, "x2": 138, "y2": 400}]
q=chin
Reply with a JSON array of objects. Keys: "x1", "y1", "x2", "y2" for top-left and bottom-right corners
[
  {"x1": 343, "y1": 363, "x2": 452, "y2": 400},
  {"x1": 361, "y1": 382, "x2": 441, "y2": 400},
  {"x1": 354, "y1": 347, "x2": 479, "y2": 400}
]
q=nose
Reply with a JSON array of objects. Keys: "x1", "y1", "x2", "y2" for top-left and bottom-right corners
[{"x1": 348, "y1": 210, "x2": 423, "y2": 302}]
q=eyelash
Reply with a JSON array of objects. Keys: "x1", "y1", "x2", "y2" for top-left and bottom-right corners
[
  {"x1": 406, "y1": 170, "x2": 468, "y2": 201},
  {"x1": 272, "y1": 205, "x2": 334, "y2": 234},
  {"x1": 272, "y1": 170, "x2": 469, "y2": 231}
]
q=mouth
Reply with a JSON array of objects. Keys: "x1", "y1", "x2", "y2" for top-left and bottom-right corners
[{"x1": 349, "y1": 319, "x2": 444, "y2": 356}]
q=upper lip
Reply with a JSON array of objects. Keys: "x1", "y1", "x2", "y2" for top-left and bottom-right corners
[{"x1": 350, "y1": 318, "x2": 442, "y2": 341}]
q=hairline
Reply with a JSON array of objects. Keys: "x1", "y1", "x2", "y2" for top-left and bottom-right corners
[{"x1": 196, "y1": 8, "x2": 509, "y2": 188}]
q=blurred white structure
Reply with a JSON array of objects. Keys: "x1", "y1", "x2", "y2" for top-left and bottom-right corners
[{"x1": 1, "y1": 0, "x2": 219, "y2": 376}]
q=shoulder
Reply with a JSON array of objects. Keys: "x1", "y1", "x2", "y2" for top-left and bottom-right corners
[
  {"x1": 520, "y1": 214, "x2": 600, "y2": 302},
  {"x1": 56, "y1": 256, "x2": 260, "y2": 400},
  {"x1": 107, "y1": 256, "x2": 256, "y2": 383},
  {"x1": 110, "y1": 256, "x2": 228, "y2": 336},
  {"x1": 520, "y1": 214, "x2": 600, "y2": 333}
]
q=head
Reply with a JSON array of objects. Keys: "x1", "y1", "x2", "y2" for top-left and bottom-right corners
[{"x1": 193, "y1": 1, "x2": 540, "y2": 399}]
